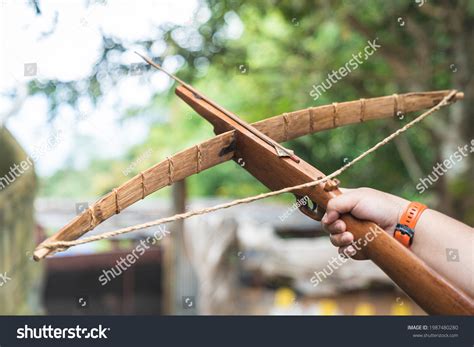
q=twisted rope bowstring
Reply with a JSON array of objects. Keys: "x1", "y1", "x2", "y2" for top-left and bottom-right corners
[{"x1": 42, "y1": 90, "x2": 458, "y2": 250}]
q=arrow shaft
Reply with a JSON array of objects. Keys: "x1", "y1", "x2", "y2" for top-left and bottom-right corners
[{"x1": 136, "y1": 52, "x2": 298, "y2": 162}]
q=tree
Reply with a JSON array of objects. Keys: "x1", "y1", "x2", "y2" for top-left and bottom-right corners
[{"x1": 20, "y1": 0, "x2": 474, "y2": 223}]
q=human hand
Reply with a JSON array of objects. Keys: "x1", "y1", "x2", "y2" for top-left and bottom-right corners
[{"x1": 321, "y1": 188, "x2": 409, "y2": 259}]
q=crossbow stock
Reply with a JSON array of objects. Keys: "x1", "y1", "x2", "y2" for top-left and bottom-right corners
[{"x1": 33, "y1": 54, "x2": 473, "y2": 315}]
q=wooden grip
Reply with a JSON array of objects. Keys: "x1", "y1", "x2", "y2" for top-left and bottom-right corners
[{"x1": 341, "y1": 215, "x2": 474, "y2": 315}]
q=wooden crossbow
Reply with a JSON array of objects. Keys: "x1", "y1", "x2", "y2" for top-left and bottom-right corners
[{"x1": 33, "y1": 53, "x2": 473, "y2": 315}]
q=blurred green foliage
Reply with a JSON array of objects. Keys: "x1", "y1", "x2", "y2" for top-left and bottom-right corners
[{"x1": 36, "y1": 0, "x2": 473, "y2": 222}]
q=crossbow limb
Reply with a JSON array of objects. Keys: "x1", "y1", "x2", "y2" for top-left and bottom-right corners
[
  {"x1": 32, "y1": 64, "x2": 471, "y2": 314},
  {"x1": 33, "y1": 90, "x2": 461, "y2": 261}
]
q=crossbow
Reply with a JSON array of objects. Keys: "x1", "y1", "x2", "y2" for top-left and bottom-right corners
[{"x1": 33, "y1": 53, "x2": 473, "y2": 315}]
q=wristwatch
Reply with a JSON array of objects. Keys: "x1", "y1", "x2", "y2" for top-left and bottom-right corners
[{"x1": 394, "y1": 202, "x2": 427, "y2": 248}]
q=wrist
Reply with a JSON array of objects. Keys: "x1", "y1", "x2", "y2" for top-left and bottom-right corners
[
  {"x1": 396, "y1": 199, "x2": 411, "y2": 225},
  {"x1": 394, "y1": 201, "x2": 428, "y2": 248},
  {"x1": 384, "y1": 194, "x2": 410, "y2": 231}
]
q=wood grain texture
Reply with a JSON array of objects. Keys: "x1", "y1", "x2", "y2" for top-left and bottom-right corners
[{"x1": 34, "y1": 90, "x2": 463, "y2": 261}]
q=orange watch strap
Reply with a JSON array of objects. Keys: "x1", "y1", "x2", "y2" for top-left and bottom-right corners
[
  {"x1": 394, "y1": 202, "x2": 427, "y2": 247},
  {"x1": 401, "y1": 202, "x2": 428, "y2": 229}
]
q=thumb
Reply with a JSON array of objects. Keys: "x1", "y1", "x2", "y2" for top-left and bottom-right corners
[{"x1": 323, "y1": 191, "x2": 360, "y2": 224}]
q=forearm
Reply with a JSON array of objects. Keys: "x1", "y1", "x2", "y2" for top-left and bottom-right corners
[
  {"x1": 323, "y1": 188, "x2": 474, "y2": 297},
  {"x1": 411, "y1": 209, "x2": 473, "y2": 297}
]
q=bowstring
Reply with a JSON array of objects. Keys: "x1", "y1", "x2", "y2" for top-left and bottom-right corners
[{"x1": 41, "y1": 90, "x2": 457, "y2": 251}]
